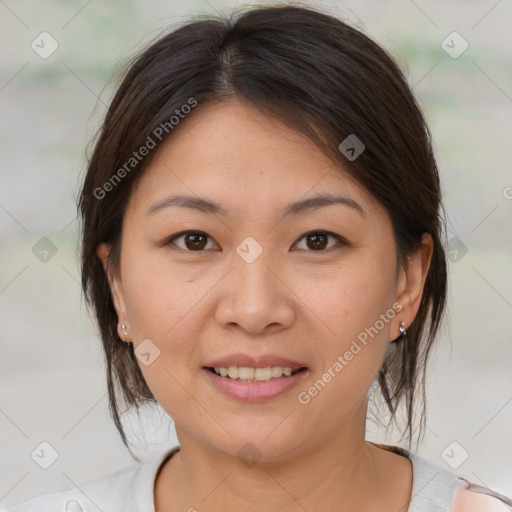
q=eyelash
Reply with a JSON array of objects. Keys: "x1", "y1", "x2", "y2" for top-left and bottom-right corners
[{"x1": 164, "y1": 230, "x2": 347, "y2": 253}]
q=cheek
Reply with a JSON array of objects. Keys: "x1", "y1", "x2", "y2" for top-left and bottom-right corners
[
  {"x1": 293, "y1": 254, "x2": 396, "y2": 401},
  {"x1": 121, "y1": 246, "x2": 208, "y2": 345},
  {"x1": 296, "y1": 252, "x2": 396, "y2": 344},
  {"x1": 119, "y1": 255, "x2": 210, "y2": 419}
]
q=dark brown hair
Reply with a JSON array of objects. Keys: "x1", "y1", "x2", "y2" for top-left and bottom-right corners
[{"x1": 79, "y1": 3, "x2": 447, "y2": 460}]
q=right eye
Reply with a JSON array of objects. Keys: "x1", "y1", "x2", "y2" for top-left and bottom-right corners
[{"x1": 165, "y1": 231, "x2": 220, "y2": 251}]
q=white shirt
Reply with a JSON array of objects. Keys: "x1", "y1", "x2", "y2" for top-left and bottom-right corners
[{"x1": 3, "y1": 444, "x2": 511, "y2": 511}]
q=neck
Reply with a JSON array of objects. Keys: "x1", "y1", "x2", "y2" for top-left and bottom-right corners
[{"x1": 153, "y1": 411, "x2": 405, "y2": 512}]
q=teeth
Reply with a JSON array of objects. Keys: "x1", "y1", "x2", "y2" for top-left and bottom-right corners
[
  {"x1": 211, "y1": 366, "x2": 300, "y2": 381},
  {"x1": 239, "y1": 367, "x2": 255, "y2": 380},
  {"x1": 255, "y1": 367, "x2": 271, "y2": 380},
  {"x1": 271, "y1": 366, "x2": 283, "y2": 377}
]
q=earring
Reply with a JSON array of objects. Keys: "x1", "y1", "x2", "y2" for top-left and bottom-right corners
[
  {"x1": 398, "y1": 321, "x2": 407, "y2": 338},
  {"x1": 118, "y1": 323, "x2": 130, "y2": 342}
]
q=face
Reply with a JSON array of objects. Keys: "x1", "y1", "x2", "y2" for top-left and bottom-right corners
[{"x1": 99, "y1": 99, "x2": 431, "y2": 462}]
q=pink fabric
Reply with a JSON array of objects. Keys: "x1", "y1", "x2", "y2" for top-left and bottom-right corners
[{"x1": 451, "y1": 479, "x2": 511, "y2": 511}]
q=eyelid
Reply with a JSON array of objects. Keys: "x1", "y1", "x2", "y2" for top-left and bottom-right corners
[
  {"x1": 163, "y1": 230, "x2": 219, "y2": 250},
  {"x1": 163, "y1": 230, "x2": 348, "y2": 251},
  {"x1": 292, "y1": 230, "x2": 348, "y2": 251}
]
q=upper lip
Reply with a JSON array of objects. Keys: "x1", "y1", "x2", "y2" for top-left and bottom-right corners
[{"x1": 204, "y1": 353, "x2": 307, "y2": 369}]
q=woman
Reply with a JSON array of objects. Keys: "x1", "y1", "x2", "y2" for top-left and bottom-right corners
[{"x1": 6, "y1": 4, "x2": 511, "y2": 511}]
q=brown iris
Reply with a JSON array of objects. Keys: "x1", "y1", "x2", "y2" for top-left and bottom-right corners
[
  {"x1": 184, "y1": 232, "x2": 208, "y2": 250},
  {"x1": 305, "y1": 231, "x2": 329, "y2": 250}
]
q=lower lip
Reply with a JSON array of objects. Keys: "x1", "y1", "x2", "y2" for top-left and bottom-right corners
[{"x1": 202, "y1": 368, "x2": 309, "y2": 403}]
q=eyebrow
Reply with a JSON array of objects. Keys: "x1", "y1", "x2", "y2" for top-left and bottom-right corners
[{"x1": 146, "y1": 193, "x2": 365, "y2": 217}]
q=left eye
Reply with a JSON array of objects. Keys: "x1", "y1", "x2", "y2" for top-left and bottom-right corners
[
  {"x1": 293, "y1": 231, "x2": 345, "y2": 251},
  {"x1": 165, "y1": 230, "x2": 346, "y2": 252}
]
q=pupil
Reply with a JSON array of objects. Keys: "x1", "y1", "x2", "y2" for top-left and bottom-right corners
[
  {"x1": 186, "y1": 233, "x2": 207, "y2": 250},
  {"x1": 308, "y1": 232, "x2": 327, "y2": 250}
]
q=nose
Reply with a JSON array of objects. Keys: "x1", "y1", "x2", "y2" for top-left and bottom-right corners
[{"x1": 214, "y1": 248, "x2": 296, "y2": 335}]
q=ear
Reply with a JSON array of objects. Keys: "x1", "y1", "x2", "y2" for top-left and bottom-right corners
[
  {"x1": 97, "y1": 243, "x2": 130, "y2": 340},
  {"x1": 391, "y1": 233, "x2": 433, "y2": 341}
]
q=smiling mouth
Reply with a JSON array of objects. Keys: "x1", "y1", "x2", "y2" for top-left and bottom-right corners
[{"x1": 204, "y1": 366, "x2": 308, "y2": 382}]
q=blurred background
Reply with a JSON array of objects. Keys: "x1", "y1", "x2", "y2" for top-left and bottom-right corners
[{"x1": 1, "y1": 0, "x2": 511, "y2": 508}]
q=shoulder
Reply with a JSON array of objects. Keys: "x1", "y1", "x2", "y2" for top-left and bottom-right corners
[
  {"x1": 371, "y1": 443, "x2": 512, "y2": 512},
  {"x1": 451, "y1": 479, "x2": 512, "y2": 512},
  {"x1": 1, "y1": 462, "x2": 141, "y2": 512}
]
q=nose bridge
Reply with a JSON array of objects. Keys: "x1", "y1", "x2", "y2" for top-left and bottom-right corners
[
  {"x1": 233, "y1": 234, "x2": 279, "y2": 305},
  {"x1": 215, "y1": 234, "x2": 294, "y2": 332}
]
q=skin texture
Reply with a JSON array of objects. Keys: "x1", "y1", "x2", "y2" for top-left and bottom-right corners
[{"x1": 98, "y1": 99, "x2": 433, "y2": 512}]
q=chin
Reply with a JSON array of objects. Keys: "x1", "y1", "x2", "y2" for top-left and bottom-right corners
[{"x1": 203, "y1": 423, "x2": 307, "y2": 465}]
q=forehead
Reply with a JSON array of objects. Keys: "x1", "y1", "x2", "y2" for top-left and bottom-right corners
[{"x1": 126, "y1": 99, "x2": 382, "y2": 219}]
